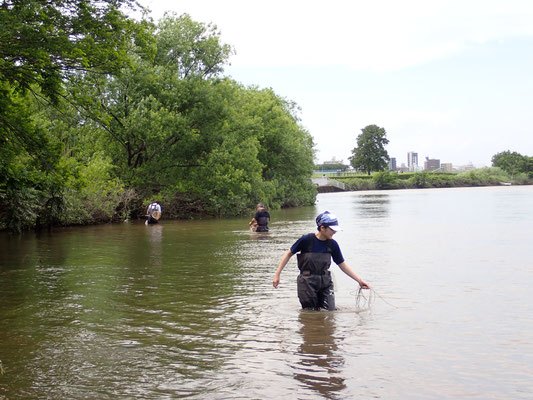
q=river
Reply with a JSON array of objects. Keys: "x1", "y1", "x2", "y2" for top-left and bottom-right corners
[{"x1": 1, "y1": 186, "x2": 532, "y2": 399}]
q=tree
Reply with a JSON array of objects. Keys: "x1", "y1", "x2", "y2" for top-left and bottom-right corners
[
  {"x1": 1, "y1": 8, "x2": 318, "y2": 229},
  {"x1": 1, "y1": 0, "x2": 141, "y2": 231},
  {"x1": 67, "y1": 14, "x2": 234, "y2": 187},
  {"x1": 0, "y1": 0, "x2": 138, "y2": 101},
  {"x1": 72, "y1": 10, "x2": 316, "y2": 211},
  {"x1": 350, "y1": 124, "x2": 390, "y2": 175},
  {"x1": 491, "y1": 151, "x2": 531, "y2": 176}
]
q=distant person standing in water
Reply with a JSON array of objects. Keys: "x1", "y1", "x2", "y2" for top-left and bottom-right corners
[
  {"x1": 273, "y1": 211, "x2": 370, "y2": 310},
  {"x1": 249, "y1": 203, "x2": 270, "y2": 232},
  {"x1": 146, "y1": 202, "x2": 162, "y2": 225}
]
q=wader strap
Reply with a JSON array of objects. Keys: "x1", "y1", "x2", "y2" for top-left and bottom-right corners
[
  {"x1": 306, "y1": 233, "x2": 314, "y2": 252},
  {"x1": 304, "y1": 233, "x2": 332, "y2": 253}
]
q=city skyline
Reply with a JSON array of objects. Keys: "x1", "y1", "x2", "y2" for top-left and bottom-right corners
[{"x1": 320, "y1": 151, "x2": 472, "y2": 170}]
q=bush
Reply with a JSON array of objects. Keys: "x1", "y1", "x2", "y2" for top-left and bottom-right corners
[
  {"x1": 62, "y1": 154, "x2": 135, "y2": 225},
  {"x1": 343, "y1": 178, "x2": 376, "y2": 191},
  {"x1": 334, "y1": 168, "x2": 531, "y2": 192},
  {"x1": 373, "y1": 171, "x2": 396, "y2": 189}
]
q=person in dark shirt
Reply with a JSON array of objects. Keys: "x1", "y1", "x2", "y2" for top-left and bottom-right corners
[
  {"x1": 273, "y1": 211, "x2": 370, "y2": 310},
  {"x1": 249, "y1": 203, "x2": 270, "y2": 232}
]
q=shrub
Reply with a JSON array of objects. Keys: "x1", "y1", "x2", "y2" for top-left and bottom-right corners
[{"x1": 373, "y1": 171, "x2": 397, "y2": 189}]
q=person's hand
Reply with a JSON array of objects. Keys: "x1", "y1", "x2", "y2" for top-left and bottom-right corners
[
  {"x1": 358, "y1": 280, "x2": 371, "y2": 289},
  {"x1": 273, "y1": 275, "x2": 280, "y2": 288}
]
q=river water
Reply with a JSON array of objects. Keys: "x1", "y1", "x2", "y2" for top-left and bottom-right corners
[{"x1": 1, "y1": 186, "x2": 532, "y2": 399}]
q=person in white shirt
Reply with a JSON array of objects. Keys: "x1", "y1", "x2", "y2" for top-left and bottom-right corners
[{"x1": 146, "y1": 202, "x2": 162, "y2": 225}]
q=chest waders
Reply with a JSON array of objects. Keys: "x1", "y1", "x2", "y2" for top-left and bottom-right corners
[
  {"x1": 256, "y1": 214, "x2": 269, "y2": 232},
  {"x1": 296, "y1": 234, "x2": 335, "y2": 310}
]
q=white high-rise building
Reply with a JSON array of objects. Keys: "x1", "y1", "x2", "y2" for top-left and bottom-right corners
[{"x1": 407, "y1": 152, "x2": 418, "y2": 171}]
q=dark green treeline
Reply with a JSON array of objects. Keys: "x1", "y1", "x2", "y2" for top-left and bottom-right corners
[{"x1": 0, "y1": 2, "x2": 316, "y2": 232}]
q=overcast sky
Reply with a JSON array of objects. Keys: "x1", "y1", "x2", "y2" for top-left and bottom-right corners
[{"x1": 137, "y1": 0, "x2": 533, "y2": 167}]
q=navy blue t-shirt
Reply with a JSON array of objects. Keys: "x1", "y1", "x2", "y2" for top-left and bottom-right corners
[{"x1": 290, "y1": 234, "x2": 345, "y2": 265}]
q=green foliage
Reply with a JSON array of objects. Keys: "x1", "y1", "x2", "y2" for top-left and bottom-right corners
[
  {"x1": 68, "y1": 14, "x2": 234, "y2": 185},
  {"x1": 241, "y1": 88, "x2": 316, "y2": 208},
  {"x1": 62, "y1": 154, "x2": 135, "y2": 225},
  {"x1": 0, "y1": 0, "x2": 140, "y2": 174},
  {"x1": 0, "y1": 85, "x2": 67, "y2": 232},
  {"x1": 337, "y1": 168, "x2": 528, "y2": 192},
  {"x1": 342, "y1": 177, "x2": 376, "y2": 191},
  {"x1": 149, "y1": 82, "x2": 317, "y2": 216},
  {"x1": 315, "y1": 162, "x2": 349, "y2": 172},
  {"x1": 0, "y1": 180, "x2": 41, "y2": 232},
  {"x1": 350, "y1": 124, "x2": 390, "y2": 175},
  {"x1": 455, "y1": 168, "x2": 508, "y2": 186},
  {"x1": 0, "y1": 0, "x2": 144, "y2": 231},
  {"x1": 155, "y1": 13, "x2": 233, "y2": 79},
  {"x1": 492, "y1": 150, "x2": 533, "y2": 177},
  {"x1": 1, "y1": 9, "x2": 317, "y2": 230},
  {"x1": 410, "y1": 171, "x2": 428, "y2": 188},
  {"x1": 373, "y1": 171, "x2": 396, "y2": 189},
  {"x1": 0, "y1": 0, "x2": 138, "y2": 101}
]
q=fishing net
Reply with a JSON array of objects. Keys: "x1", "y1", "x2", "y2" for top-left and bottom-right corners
[
  {"x1": 354, "y1": 287, "x2": 375, "y2": 312},
  {"x1": 354, "y1": 287, "x2": 404, "y2": 311}
]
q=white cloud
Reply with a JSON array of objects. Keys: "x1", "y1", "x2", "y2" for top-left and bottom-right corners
[{"x1": 140, "y1": 0, "x2": 533, "y2": 70}]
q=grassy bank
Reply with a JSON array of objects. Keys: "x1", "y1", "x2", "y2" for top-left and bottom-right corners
[{"x1": 316, "y1": 168, "x2": 532, "y2": 191}]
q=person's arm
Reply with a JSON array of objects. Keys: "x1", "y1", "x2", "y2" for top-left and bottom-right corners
[
  {"x1": 337, "y1": 262, "x2": 370, "y2": 289},
  {"x1": 249, "y1": 218, "x2": 257, "y2": 226},
  {"x1": 273, "y1": 250, "x2": 294, "y2": 288}
]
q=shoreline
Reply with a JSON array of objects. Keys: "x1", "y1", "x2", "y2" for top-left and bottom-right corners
[{"x1": 316, "y1": 181, "x2": 529, "y2": 193}]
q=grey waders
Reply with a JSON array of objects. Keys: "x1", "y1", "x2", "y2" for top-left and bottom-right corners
[{"x1": 296, "y1": 234, "x2": 335, "y2": 310}]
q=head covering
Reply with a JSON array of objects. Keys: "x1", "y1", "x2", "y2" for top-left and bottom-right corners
[{"x1": 316, "y1": 211, "x2": 342, "y2": 231}]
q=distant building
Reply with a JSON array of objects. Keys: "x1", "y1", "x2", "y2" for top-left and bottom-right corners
[
  {"x1": 323, "y1": 157, "x2": 344, "y2": 165},
  {"x1": 398, "y1": 163, "x2": 409, "y2": 173},
  {"x1": 457, "y1": 162, "x2": 475, "y2": 171},
  {"x1": 315, "y1": 157, "x2": 350, "y2": 174},
  {"x1": 424, "y1": 157, "x2": 441, "y2": 171},
  {"x1": 407, "y1": 152, "x2": 418, "y2": 171},
  {"x1": 388, "y1": 157, "x2": 397, "y2": 171},
  {"x1": 441, "y1": 163, "x2": 453, "y2": 172}
]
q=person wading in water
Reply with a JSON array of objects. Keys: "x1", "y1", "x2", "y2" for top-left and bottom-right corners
[
  {"x1": 273, "y1": 211, "x2": 370, "y2": 310},
  {"x1": 145, "y1": 202, "x2": 162, "y2": 225},
  {"x1": 249, "y1": 203, "x2": 270, "y2": 232}
]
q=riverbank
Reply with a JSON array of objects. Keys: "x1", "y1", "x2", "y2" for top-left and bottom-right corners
[
  {"x1": 3, "y1": 168, "x2": 530, "y2": 233},
  {"x1": 318, "y1": 168, "x2": 533, "y2": 192}
]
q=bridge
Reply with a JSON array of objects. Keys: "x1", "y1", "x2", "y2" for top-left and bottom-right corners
[{"x1": 311, "y1": 177, "x2": 346, "y2": 192}]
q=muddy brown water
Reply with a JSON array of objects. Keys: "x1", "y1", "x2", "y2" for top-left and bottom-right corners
[{"x1": 1, "y1": 186, "x2": 532, "y2": 399}]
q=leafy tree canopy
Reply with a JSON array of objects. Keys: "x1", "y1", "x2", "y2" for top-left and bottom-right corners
[
  {"x1": 0, "y1": 0, "x2": 139, "y2": 101},
  {"x1": 350, "y1": 124, "x2": 390, "y2": 175},
  {"x1": 1, "y1": 8, "x2": 317, "y2": 230},
  {"x1": 492, "y1": 150, "x2": 533, "y2": 177}
]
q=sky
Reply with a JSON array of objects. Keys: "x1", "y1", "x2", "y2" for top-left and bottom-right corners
[{"x1": 136, "y1": 0, "x2": 533, "y2": 168}]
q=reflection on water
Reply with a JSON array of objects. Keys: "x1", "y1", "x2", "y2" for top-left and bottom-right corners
[
  {"x1": 1, "y1": 186, "x2": 533, "y2": 399},
  {"x1": 248, "y1": 231, "x2": 271, "y2": 241},
  {"x1": 354, "y1": 193, "x2": 390, "y2": 218},
  {"x1": 146, "y1": 223, "x2": 163, "y2": 266},
  {"x1": 293, "y1": 311, "x2": 346, "y2": 398}
]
